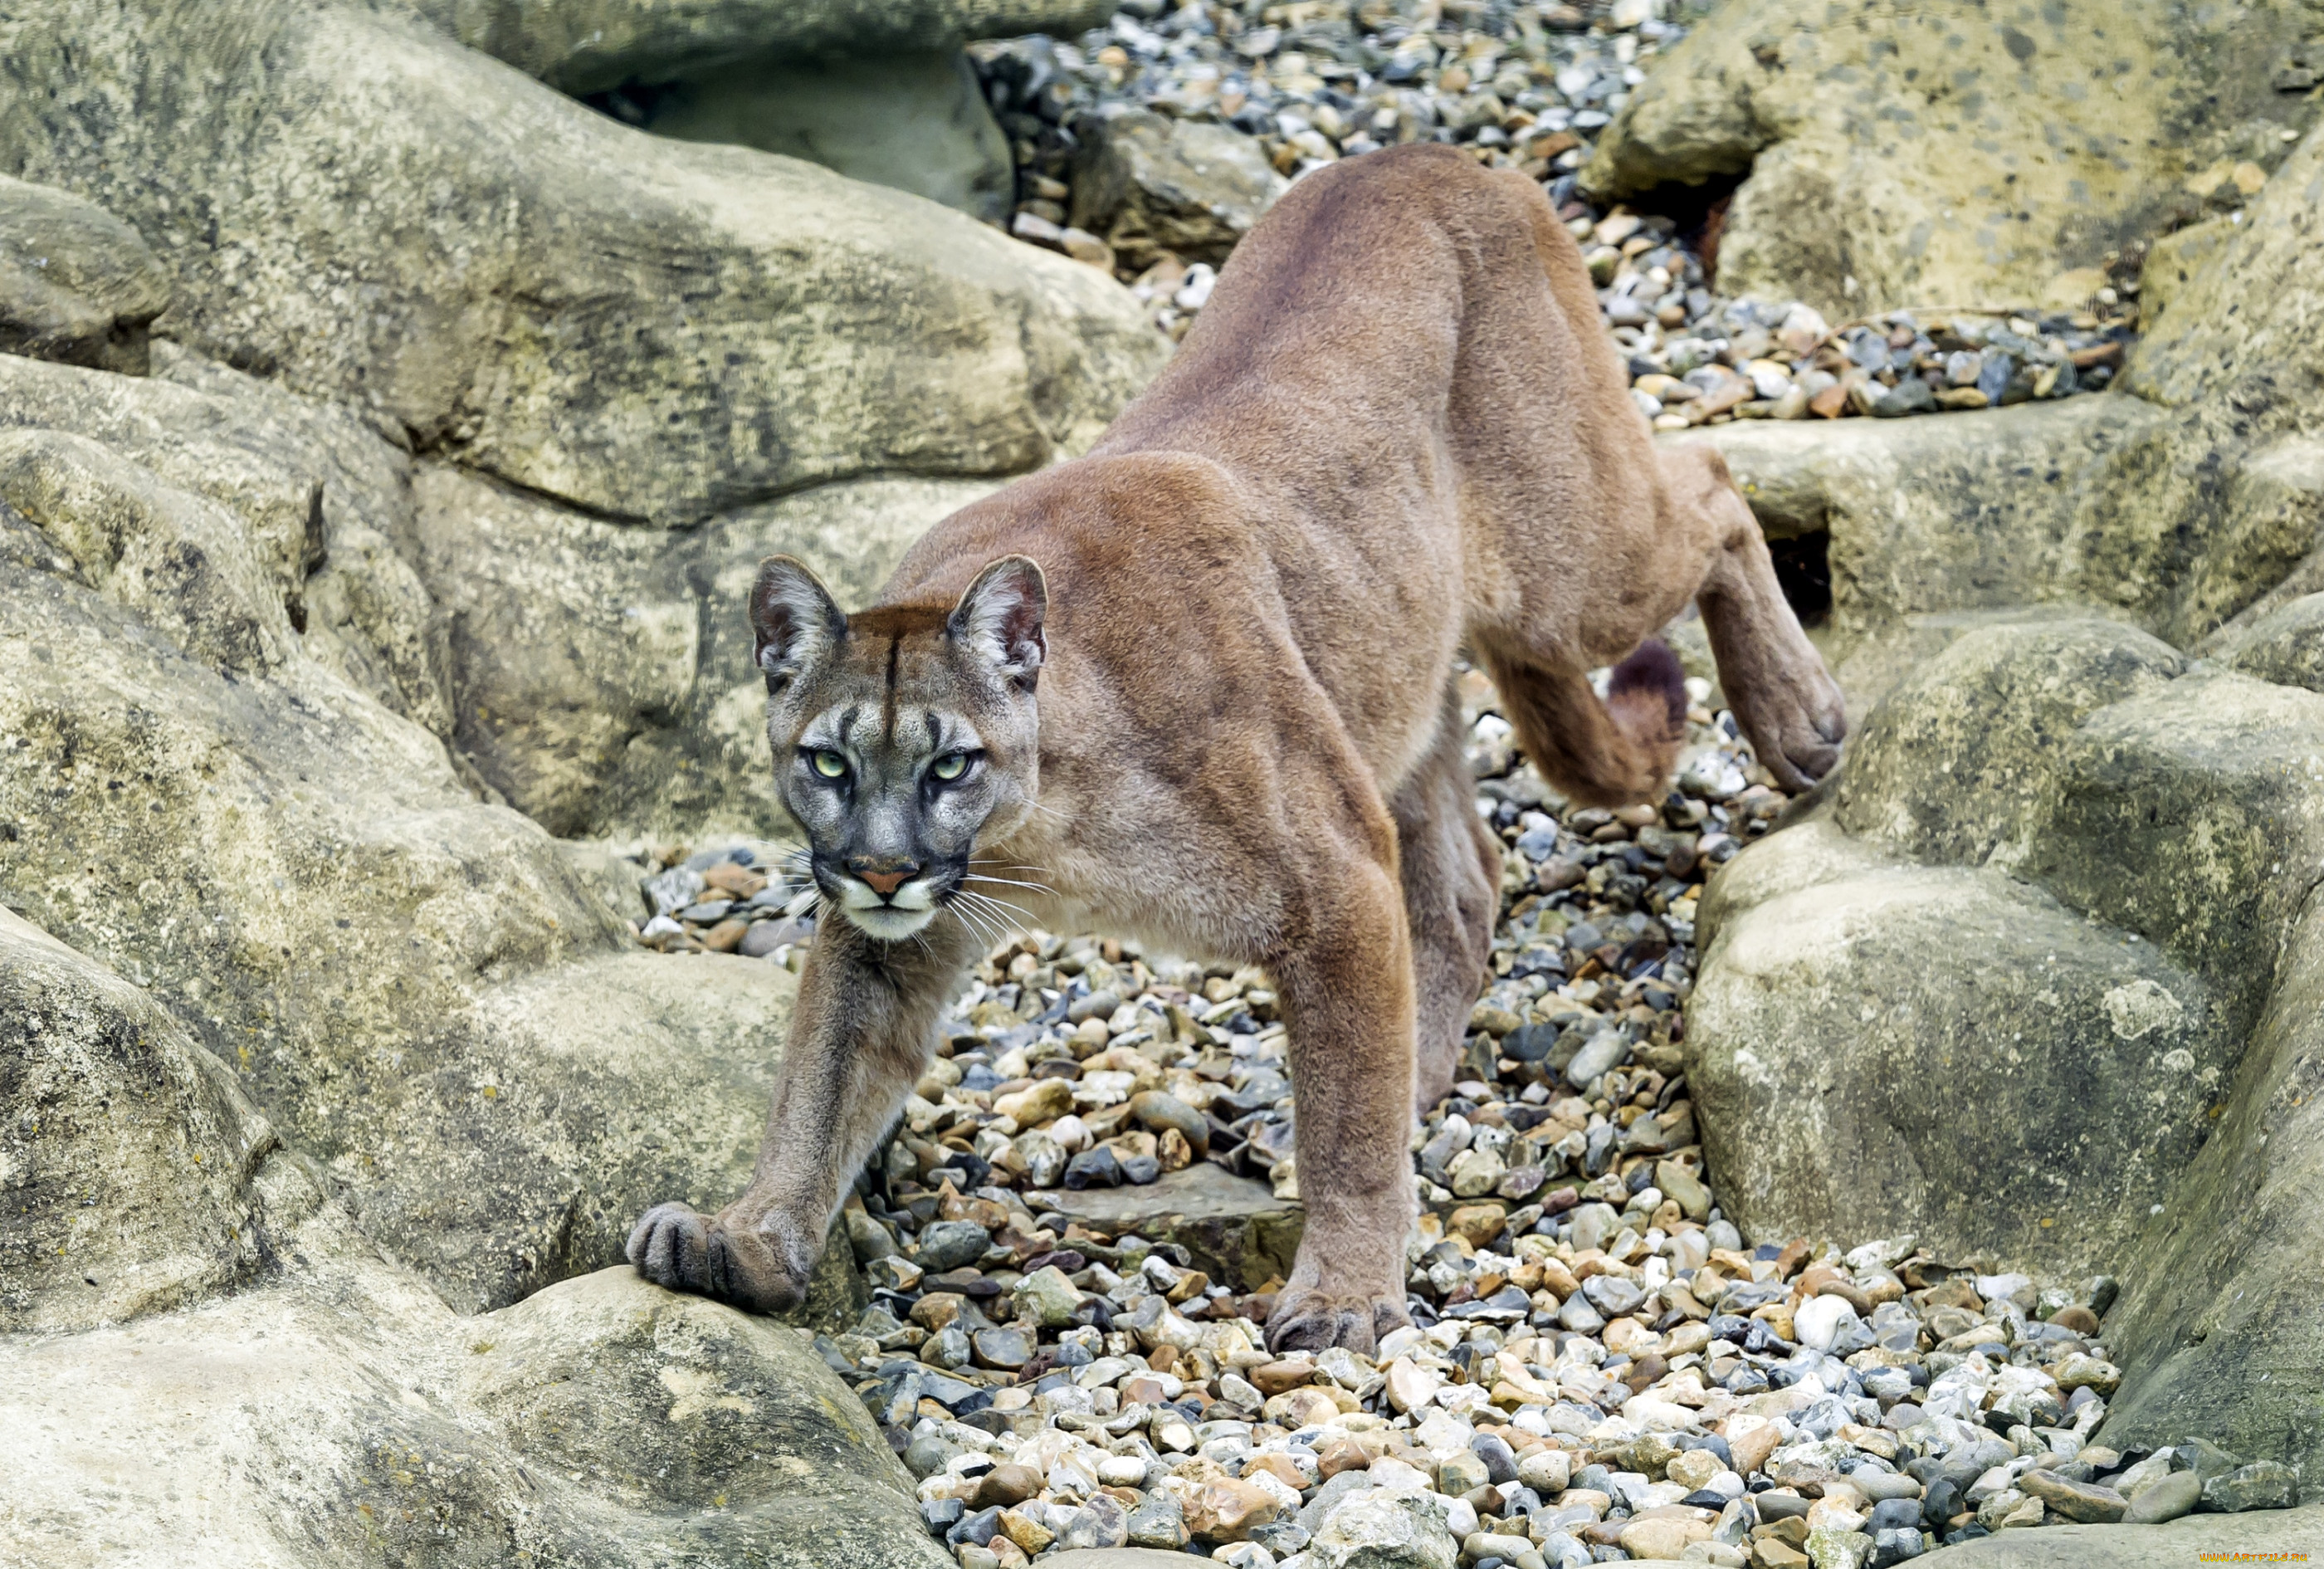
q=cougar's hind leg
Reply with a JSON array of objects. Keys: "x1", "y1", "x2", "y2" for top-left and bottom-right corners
[
  {"x1": 1394, "y1": 683, "x2": 1500, "y2": 1116},
  {"x1": 1479, "y1": 639, "x2": 1687, "y2": 809}
]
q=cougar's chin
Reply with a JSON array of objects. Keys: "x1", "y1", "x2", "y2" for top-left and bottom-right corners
[{"x1": 841, "y1": 904, "x2": 936, "y2": 941}]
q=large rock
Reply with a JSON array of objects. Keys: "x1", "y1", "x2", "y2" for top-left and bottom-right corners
[
  {"x1": 0, "y1": 0, "x2": 1166, "y2": 525},
  {"x1": 0, "y1": 385, "x2": 851, "y2": 1314},
  {"x1": 1690, "y1": 613, "x2": 2324, "y2": 1479},
  {"x1": 0, "y1": 1249, "x2": 944, "y2": 1567},
  {"x1": 0, "y1": 340, "x2": 451, "y2": 737},
  {"x1": 0, "y1": 907, "x2": 292, "y2": 1333},
  {"x1": 1584, "y1": 0, "x2": 2320, "y2": 317},
  {"x1": 1672, "y1": 396, "x2": 2322, "y2": 711},
  {"x1": 0, "y1": 173, "x2": 170, "y2": 374},
  {"x1": 2213, "y1": 590, "x2": 2324, "y2": 694},
  {"x1": 409, "y1": 0, "x2": 1113, "y2": 95},
  {"x1": 1915, "y1": 1508, "x2": 2324, "y2": 1565},
  {"x1": 1668, "y1": 121, "x2": 2324, "y2": 717},
  {"x1": 2094, "y1": 892, "x2": 2324, "y2": 1483},
  {"x1": 1690, "y1": 820, "x2": 2234, "y2": 1276}
]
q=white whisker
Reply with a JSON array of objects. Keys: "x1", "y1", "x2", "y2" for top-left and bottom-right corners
[
  {"x1": 964, "y1": 872, "x2": 1056, "y2": 895},
  {"x1": 956, "y1": 888, "x2": 1038, "y2": 935}
]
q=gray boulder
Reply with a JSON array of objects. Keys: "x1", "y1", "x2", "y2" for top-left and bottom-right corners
[
  {"x1": 0, "y1": 906, "x2": 300, "y2": 1333},
  {"x1": 1690, "y1": 819, "x2": 2234, "y2": 1277},
  {"x1": 0, "y1": 0, "x2": 1165, "y2": 525},
  {"x1": 409, "y1": 0, "x2": 1114, "y2": 96},
  {"x1": 629, "y1": 50, "x2": 1018, "y2": 220},
  {"x1": 1071, "y1": 109, "x2": 1288, "y2": 269},
  {"x1": 0, "y1": 1251, "x2": 942, "y2": 1566},
  {"x1": 1915, "y1": 1507, "x2": 2324, "y2": 1566},
  {"x1": 0, "y1": 404, "x2": 860, "y2": 1315},
  {"x1": 2213, "y1": 591, "x2": 2324, "y2": 693},
  {"x1": 1667, "y1": 120, "x2": 2324, "y2": 721},
  {"x1": 0, "y1": 174, "x2": 171, "y2": 374},
  {"x1": 1584, "y1": 0, "x2": 2319, "y2": 317}
]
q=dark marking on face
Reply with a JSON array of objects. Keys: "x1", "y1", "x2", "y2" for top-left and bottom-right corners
[{"x1": 882, "y1": 633, "x2": 901, "y2": 745}]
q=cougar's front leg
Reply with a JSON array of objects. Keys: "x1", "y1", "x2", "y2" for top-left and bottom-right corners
[
  {"x1": 627, "y1": 918, "x2": 974, "y2": 1312},
  {"x1": 1265, "y1": 855, "x2": 1420, "y2": 1354}
]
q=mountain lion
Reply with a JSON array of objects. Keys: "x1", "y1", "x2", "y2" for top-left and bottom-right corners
[{"x1": 628, "y1": 144, "x2": 1844, "y2": 1351}]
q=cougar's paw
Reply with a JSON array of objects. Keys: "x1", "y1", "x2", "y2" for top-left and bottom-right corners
[
  {"x1": 625, "y1": 1201, "x2": 809, "y2": 1313},
  {"x1": 1744, "y1": 661, "x2": 1848, "y2": 792},
  {"x1": 1264, "y1": 1288, "x2": 1410, "y2": 1355}
]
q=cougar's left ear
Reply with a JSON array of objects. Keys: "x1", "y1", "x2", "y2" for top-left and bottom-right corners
[
  {"x1": 949, "y1": 555, "x2": 1047, "y2": 692},
  {"x1": 750, "y1": 555, "x2": 846, "y2": 692}
]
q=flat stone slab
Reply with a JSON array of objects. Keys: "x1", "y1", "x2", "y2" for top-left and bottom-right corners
[
  {"x1": 1031, "y1": 1162, "x2": 1301, "y2": 1293},
  {"x1": 1920, "y1": 1506, "x2": 2324, "y2": 1564},
  {"x1": 1032, "y1": 1161, "x2": 1287, "y2": 1225}
]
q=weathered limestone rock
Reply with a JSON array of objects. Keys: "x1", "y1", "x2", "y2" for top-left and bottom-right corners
[
  {"x1": 0, "y1": 173, "x2": 171, "y2": 374},
  {"x1": 1670, "y1": 395, "x2": 2321, "y2": 711},
  {"x1": 409, "y1": 0, "x2": 1113, "y2": 96},
  {"x1": 2212, "y1": 591, "x2": 2324, "y2": 694},
  {"x1": 0, "y1": 907, "x2": 291, "y2": 1333},
  {"x1": 0, "y1": 346, "x2": 451, "y2": 737},
  {"x1": 1690, "y1": 821, "x2": 2234, "y2": 1276},
  {"x1": 2136, "y1": 217, "x2": 2234, "y2": 334},
  {"x1": 1831, "y1": 618, "x2": 2186, "y2": 870},
  {"x1": 1584, "y1": 0, "x2": 2320, "y2": 316},
  {"x1": 1672, "y1": 121, "x2": 2324, "y2": 717},
  {"x1": 1916, "y1": 1508, "x2": 2324, "y2": 1566},
  {"x1": 2097, "y1": 891, "x2": 2324, "y2": 1489},
  {"x1": 0, "y1": 1253, "x2": 943, "y2": 1567},
  {"x1": 0, "y1": 0, "x2": 1166, "y2": 525},
  {"x1": 0, "y1": 449, "x2": 844, "y2": 1314},
  {"x1": 1071, "y1": 109, "x2": 1288, "y2": 269}
]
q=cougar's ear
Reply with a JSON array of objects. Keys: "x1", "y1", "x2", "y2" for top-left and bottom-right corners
[
  {"x1": 749, "y1": 555, "x2": 845, "y2": 692},
  {"x1": 948, "y1": 555, "x2": 1047, "y2": 692}
]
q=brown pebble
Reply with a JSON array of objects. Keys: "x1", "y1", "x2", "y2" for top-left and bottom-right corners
[
  {"x1": 700, "y1": 917, "x2": 749, "y2": 952},
  {"x1": 1316, "y1": 1435, "x2": 1370, "y2": 1479},
  {"x1": 1121, "y1": 1376, "x2": 1169, "y2": 1406},
  {"x1": 974, "y1": 1462, "x2": 1044, "y2": 1510},
  {"x1": 1243, "y1": 1452, "x2": 1309, "y2": 1492},
  {"x1": 2050, "y1": 1303, "x2": 2101, "y2": 1335},
  {"x1": 1251, "y1": 1360, "x2": 1316, "y2": 1396}
]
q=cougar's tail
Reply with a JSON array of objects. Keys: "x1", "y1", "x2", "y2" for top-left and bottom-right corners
[{"x1": 1481, "y1": 639, "x2": 1687, "y2": 808}]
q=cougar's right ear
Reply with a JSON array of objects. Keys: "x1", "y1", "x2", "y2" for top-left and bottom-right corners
[{"x1": 749, "y1": 556, "x2": 845, "y2": 692}]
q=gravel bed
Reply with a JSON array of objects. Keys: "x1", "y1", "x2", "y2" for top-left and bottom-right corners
[
  {"x1": 967, "y1": 0, "x2": 2136, "y2": 428},
  {"x1": 625, "y1": 672, "x2": 2294, "y2": 1565}
]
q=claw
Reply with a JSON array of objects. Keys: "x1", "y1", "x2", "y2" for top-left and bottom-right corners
[
  {"x1": 625, "y1": 1200, "x2": 813, "y2": 1313},
  {"x1": 1264, "y1": 1288, "x2": 1408, "y2": 1355}
]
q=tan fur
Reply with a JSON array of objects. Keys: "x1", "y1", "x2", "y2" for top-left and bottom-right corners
[{"x1": 628, "y1": 145, "x2": 1844, "y2": 1351}]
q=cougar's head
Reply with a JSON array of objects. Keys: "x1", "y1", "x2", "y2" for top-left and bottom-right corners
[{"x1": 749, "y1": 554, "x2": 1045, "y2": 943}]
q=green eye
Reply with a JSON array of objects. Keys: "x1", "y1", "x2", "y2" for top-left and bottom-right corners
[
  {"x1": 810, "y1": 749, "x2": 847, "y2": 779},
  {"x1": 930, "y1": 752, "x2": 969, "y2": 782}
]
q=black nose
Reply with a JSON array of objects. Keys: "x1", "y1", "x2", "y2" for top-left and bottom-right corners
[{"x1": 847, "y1": 857, "x2": 920, "y2": 898}]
